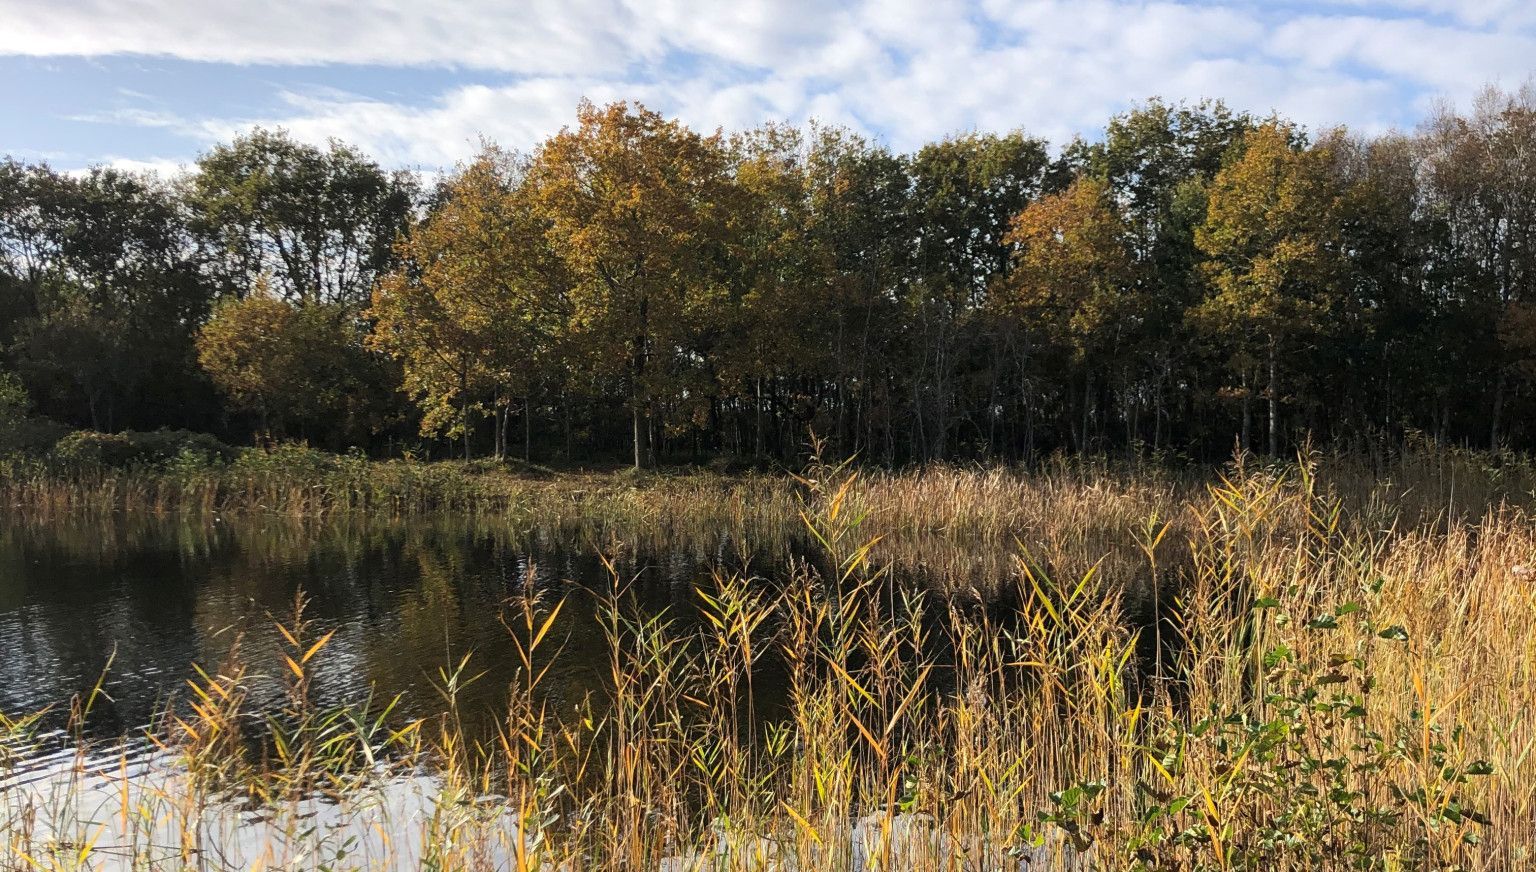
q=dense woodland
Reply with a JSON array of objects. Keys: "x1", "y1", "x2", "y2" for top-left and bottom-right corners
[{"x1": 3, "y1": 86, "x2": 1536, "y2": 468}]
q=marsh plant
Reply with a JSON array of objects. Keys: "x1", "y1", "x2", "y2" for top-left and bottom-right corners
[{"x1": 3, "y1": 453, "x2": 1534, "y2": 870}]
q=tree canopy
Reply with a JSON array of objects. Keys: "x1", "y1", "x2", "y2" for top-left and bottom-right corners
[{"x1": 6, "y1": 88, "x2": 1536, "y2": 464}]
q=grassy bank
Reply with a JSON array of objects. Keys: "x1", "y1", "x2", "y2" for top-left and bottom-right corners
[
  {"x1": 4, "y1": 452, "x2": 1536, "y2": 869},
  {"x1": 7, "y1": 438, "x2": 1536, "y2": 598}
]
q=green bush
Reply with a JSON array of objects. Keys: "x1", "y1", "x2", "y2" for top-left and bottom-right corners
[
  {"x1": 231, "y1": 441, "x2": 344, "y2": 477},
  {"x1": 0, "y1": 370, "x2": 70, "y2": 456},
  {"x1": 0, "y1": 371, "x2": 27, "y2": 422},
  {"x1": 51, "y1": 429, "x2": 238, "y2": 469},
  {"x1": 51, "y1": 431, "x2": 134, "y2": 467},
  {"x1": 129, "y1": 430, "x2": 239, "y2": 466},
  {"x1": 0, "y1": 416, "x2": 71, "y2": 456}
]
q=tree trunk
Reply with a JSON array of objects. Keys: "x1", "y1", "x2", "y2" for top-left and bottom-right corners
[
  {"x1": 459, "y1": 365, "x2": 472, "y2": 460},
  {"x1": 1240, "y1": 368, "x2": 1252, "y2": 455},
  {"x1": 632, "y1": 293, "x2": 650, "y2": 470},
  {"x1": 1267, "y1": 337, "x2": 1279, "y2": 457},
  {"x1": 632, "y1": 403, "x2": 644, "y2": 471},
  {"x1": 1490, "y1": 371, "x2": 1507, "y2": 451},
  {"x1": 561, "y1": 390, "x2": 572, "y2": 460},
  {"x1": 524, "y1": 396, "x2": 532, "y2": 462},
  {"x1": 493, "y1": 403, "x2": 505, "y2": 462},
  {"x1": 1080, "y1": 370, "x2": 1092, "y2": 454},
  {"x1": 1127, "y1": 375, "x2": 1138, "y2": 456}
]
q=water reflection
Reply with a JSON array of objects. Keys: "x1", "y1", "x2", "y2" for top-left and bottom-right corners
[{"x1": 0, "y1": 512, "x2": 802, "y2": 745}]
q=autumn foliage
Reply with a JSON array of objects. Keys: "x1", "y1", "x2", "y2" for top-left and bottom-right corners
[{"x1": 5, "y1": 87, "x2": 1536, "y2": 465}]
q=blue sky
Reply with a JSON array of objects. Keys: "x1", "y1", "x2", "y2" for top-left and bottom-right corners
[{"x1": 2, "y1": 0, "x2": 1533, "y2": 174}]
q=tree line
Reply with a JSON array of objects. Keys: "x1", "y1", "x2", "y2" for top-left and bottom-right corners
[{"x1": 3, "y1": 87, "x2": 1535, "y2": 468}]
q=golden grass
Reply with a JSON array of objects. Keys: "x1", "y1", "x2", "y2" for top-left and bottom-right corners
[{"x1": 4, "y1": 448, "x2": 1536, "y2": 869}]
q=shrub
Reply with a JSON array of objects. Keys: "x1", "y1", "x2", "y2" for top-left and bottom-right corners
[
  {"x1": 231, "y1": 441, "x2": 344, "y2": 478},
  {"x1": 51, "y1": 431, "x2": 135, "y2": 467},
  {"x1": 128, "y1": 429, "x2": 239, "y2": 466},
  {"x1": 51, "y1": 429, "x2": 237, "y2": 469},
  {"x1": 0, "y1": 416, "x2": 71, "y2": 456},
  {"x1": 0, "y1": 371, "x2": 70, "y2": 456}
]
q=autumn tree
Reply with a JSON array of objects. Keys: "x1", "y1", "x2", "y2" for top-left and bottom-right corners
[
  {"x1": 370, "y1": 146, "x2": 569, "y2": 460},
  {"x1": 197, "y1": 286, "x2": 297, "y2": 438},
  {"x1": 720, "y1": 123, "x2": 880, "y2": 459},
  {"x1": 996, "y1": 177, "x2": 1138, "y2": 450},
  {"x1": 523, "y1": 101, "x2": 736, "y2": 469},
  {"x1": 1063, "y1": 101, "x2": 1253, "y2": 447},
  {"x1": 198, "y1": 283, "x2": 380, "y2": 444},
  {"x1": 1195, "y1": 123, "x2": 1347, "y2": 455},
  {"x1": 13, "y1": 88, "x2": 1536, "y2": 460}
]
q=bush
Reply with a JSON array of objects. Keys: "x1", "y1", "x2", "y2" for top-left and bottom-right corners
[
  {"x1": 0, "y1": 416, "x2": 71, "y2": 456},
  {"x1": 0, "y1": 370, "x2": 70, "y2": 456},
  {"x1": 129, "y1": 430, "x2": 239, "y2": 466},
  {"x1": 51, "y1": 429, "x2": 238, "y2": 469},
  {"x1": 231, "y1": 441, "x2": 344, "y2": 478},
  {"x1": 51, "y1": 431, "x2": 134, "y2": 467}
]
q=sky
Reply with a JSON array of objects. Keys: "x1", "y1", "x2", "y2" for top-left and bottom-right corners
[{"x1": 2, "y1": 0, "x2": 1533, "y2": 175}]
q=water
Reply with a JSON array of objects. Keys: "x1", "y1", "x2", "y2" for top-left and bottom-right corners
[
  {"x1": 0, "y1": 511, "x2": 802, "y2": 751},
  {"x1": 0, "y1": 512, "x2": 1075, "y2": 870}
]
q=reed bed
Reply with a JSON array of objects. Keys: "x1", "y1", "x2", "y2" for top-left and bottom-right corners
[
  {"x1": 8, "y1": 439, "x2": 1533, "y2": 600},
  {"x1": 4, "y1": 450, "x2": 1536, "y2": 869}
]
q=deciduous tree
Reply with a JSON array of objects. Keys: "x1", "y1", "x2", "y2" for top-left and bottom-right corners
[
  {"x1": 523, "y1": 101, "x2": 736, "y2": 469},
  {"x1": 190, "y1": 129, "x2": 417, "y2": 309},
  {"x1": 371, "y1": 146, "x2": 569, "y2": 460},
  {"x1": 1195, "y1": 123, "x2": 1347, "y2": 455},
  {"x1": 996, "y1": 177, "x2": 1138, "y2": 450}
]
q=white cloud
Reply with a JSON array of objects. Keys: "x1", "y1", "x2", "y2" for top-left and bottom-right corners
[
  {"x1": 103, "y1": 156, "x2": 189, "y2": 177},
  {"x1": 1269, "y1": 15, "x2": 1536, "y2": 98},
  {"x1": 1, "y1": 0, "x2": 646, "y2": 73},
  {"x1": 1310, "y1": 0, "x2": 1536, "y2": 29},
  {"x1": 63, "y1": 156, "x2": 188, "y2": 178},
  {"x1": 190, "y1": 80, "x2": 620, "y2": 170},
  {"x1": 66, "y1": 107, "x2": 186, "y2": 129},
  {"x1": 13, "y1": 0, "x2": 1535, "y2": 168}
]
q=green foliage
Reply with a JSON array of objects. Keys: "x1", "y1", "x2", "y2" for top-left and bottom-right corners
[
  {"x1": 0, "y1": 368, "x2": 28, "y2": 424},
  {"x1": 0, "y1": 369, "x2": 69, "y2": 455},
  {"x1": 230, "y1": 440, "x2": 352, "y2": 478},
  {"x1": 188, "y1": 128, "x2": 416, "y2": 309},
  {"x1": 51, "y1": 428, "x2": 237, "y2": 469},
  {"x1": 1, "y1": 162, "x2": 215, "y2": 432}
]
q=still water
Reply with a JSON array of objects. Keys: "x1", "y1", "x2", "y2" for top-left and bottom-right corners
[{"x1": 0, "y1": 512, "x2": 804, "y2": 747}]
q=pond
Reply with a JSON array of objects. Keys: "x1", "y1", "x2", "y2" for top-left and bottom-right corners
[
  {"x1": 0, "y1": 511, "x2": 809, "y2": 756},
  {"x1": 0, "y1": 504, "x2": 1145, "y2": 870}
]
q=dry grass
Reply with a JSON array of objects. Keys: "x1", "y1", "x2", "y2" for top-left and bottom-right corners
[{"x1": 4, "y1": 448, "x2": 1536, "y2": 869}]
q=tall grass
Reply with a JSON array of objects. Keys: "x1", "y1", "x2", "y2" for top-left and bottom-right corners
[{"x1": 4, "y1": 449, "x2": 1536, "y2": 869}]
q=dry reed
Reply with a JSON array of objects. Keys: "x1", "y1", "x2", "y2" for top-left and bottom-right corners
[{"x1": 3, "y1": 447, "x2": 1536, "y2": 869}]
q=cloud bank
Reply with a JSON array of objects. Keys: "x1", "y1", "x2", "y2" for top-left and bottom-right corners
[{"x1": 2, "y1": 0, "x2": 1532, "y2": 169}]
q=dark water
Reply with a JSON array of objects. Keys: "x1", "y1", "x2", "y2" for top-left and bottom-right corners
[{"x1": 0, "y1": 512, "x2": 804, "y2": 745}]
